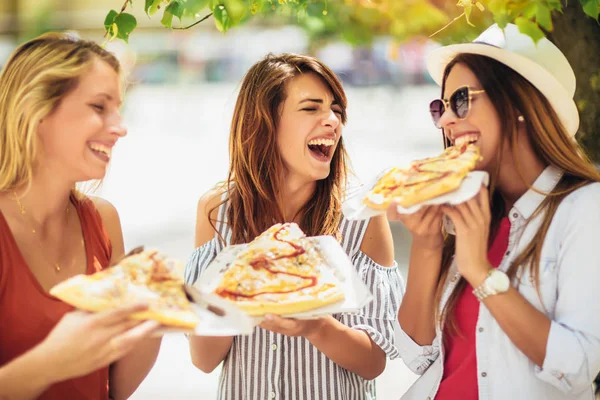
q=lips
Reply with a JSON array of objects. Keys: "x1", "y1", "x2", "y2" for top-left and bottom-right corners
[
  {"x1": 453, "y1": 133, "x2": 480, "y2": 147},
  {"x1": 307, "y1": 137, "x2": 335, "y2": 160},
  {"x1": 88, "y1": 142, "x2": 113, "y2": 162}
]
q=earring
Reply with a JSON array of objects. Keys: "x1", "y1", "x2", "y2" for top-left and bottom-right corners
[{"x1": 518, "y1": 115, "x2": 525, "y2": 122}]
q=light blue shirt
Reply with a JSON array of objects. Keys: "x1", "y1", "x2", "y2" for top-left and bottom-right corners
[{"x1": 397, "y1": 166, "x2": 600, "y2": 400}]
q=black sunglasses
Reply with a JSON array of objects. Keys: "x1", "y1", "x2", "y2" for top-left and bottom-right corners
[{"x1": 429, "y1": 86, "x2": 485, "y2": 129}]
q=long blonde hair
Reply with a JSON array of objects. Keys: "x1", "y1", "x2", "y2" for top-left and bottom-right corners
[
  {"x1": 213, "y1": 53, "x2": 349, "y2": 245},
  {"x1": 437, "y1": 54, "x2": 600, "y2": 333},
  {"x1": 0, "y1": 32, "x2": 120, "y2": 193}
]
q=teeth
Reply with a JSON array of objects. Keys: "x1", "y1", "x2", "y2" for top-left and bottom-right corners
[
  {"x1": 308, "y1": 138, "x2": 335, "y2": 146},
  {"x1": 89, "y1": 143, "x2": 112, "y2": 158},
  {"x1": 454, "y1": 134, "x2": 479, "y2": 147}
]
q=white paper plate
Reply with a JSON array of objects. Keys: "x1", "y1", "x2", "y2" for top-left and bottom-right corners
[
  {"x1": 343, "y1": 170, "x2": 489, "y2": 219},
  {"x1": 195, "y1": 236, "x2": 373, "y2": 321},
  {"x1": 152, "y1": 285, "x2": 255, "y2": 337}
]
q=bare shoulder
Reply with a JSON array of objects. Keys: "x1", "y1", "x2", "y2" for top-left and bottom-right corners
[
  {"x1": 359, "y1": 214, "x2": 395, "y2": 267},
  {"x1": 195, "y1": 186, "x2": 227, "y2": 248},
  {"x1": 89, "y1": 196, "x2": 125, "y2": 262},
  {"x1": 90, "y1": 196, "x2": 119, "y2": 224}
]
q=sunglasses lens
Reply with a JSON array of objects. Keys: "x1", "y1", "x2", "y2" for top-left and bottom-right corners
[
  {"x1": 451, "y1": 87, "x2": 470, "y2": 119},
  {"x1": 429, "y1": 99, "x2": 444, "y2": 128}
]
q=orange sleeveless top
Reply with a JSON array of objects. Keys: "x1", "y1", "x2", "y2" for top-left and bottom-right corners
[{"x1": 0, "y1": 195, "x2": 112, "y2": 399}]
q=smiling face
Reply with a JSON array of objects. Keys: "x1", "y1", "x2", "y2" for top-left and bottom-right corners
[
  {"x1": 440, "y1": 63, "x2": 504, "y2": 173},
  {"x1": 276, "y1": 72, "x2": 343, "y2": 183},
  {"x1": 36, "y1": 58, "x2": 127, "y2": 182}
]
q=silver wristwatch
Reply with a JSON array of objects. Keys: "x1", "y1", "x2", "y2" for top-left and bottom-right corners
[{"x1": 473, "y1": 269, "x2": 510, "y2": 301}]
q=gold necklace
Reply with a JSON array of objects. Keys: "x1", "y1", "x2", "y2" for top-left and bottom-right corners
[{"x1": 13, "y1": 191, "x2": 70, "y2": 273}]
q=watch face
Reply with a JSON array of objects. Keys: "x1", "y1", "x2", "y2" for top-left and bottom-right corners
[{"x1": 490, "y1": 270, "x2": 510, "y2": 292}]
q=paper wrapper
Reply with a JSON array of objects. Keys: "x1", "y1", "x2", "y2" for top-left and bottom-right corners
[
  {"x1": 343, "y1": 170, "x2": 490, "y2": 219},
  {"x1": 195, "y1": 235, "x2": 373, "y2": 321}
]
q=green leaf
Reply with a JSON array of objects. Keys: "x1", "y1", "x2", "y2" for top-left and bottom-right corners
[
  {"x1": 465, "y1": 5, "x2": 474, "y2": 26},
  {"x1": 146, "y1": 0, "x2": 163, "y2": 16},
  {"x1": 521, "y1": 2, "x2": 538, "y2": 18},
  {"x1": 161, "y1": 0, "x2": 184, "y2": 27},
  {"x1": 536, "y1": 4, "x2": 553, "y2": 31},
  {"x1": 104, "y1": 9, "x2": 118, "y2": 31},
  {"x1": 493, "y1": 12, "x2": 512, "y2": 28},
  {"x1": 181, "y1": 0, "x2": 211, "y2": 17},
  {"x1": 212, "y1": 4, "x2": 231, "y2": 32},
  {"x1": 487, "y1": 0, "x2": 507, "y2": 15},
  {"x1": 223, "y1": 0, "x2": 247, "y2": 23},
  {"x1": 114, "y1": 13, "x2": 137, "y2": 43},
  {"x1": 580, "y1": 0, "x2": 600, "y2": 19},
  {"x1": 515, "y1": 17, "x2": 545, "y2": 43}
]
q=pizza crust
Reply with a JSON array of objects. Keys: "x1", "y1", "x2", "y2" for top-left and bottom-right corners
[
  {"x1": 209, "y1": 223, "x2": 346, "y2": 317},
  {"x1": 49, "y1": 251, "x2": 200, "y2": 329},
  {"x1": 363, "y1": 144, "x2": 481, "y2": 210}
]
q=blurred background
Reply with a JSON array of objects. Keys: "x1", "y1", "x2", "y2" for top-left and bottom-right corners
[{"x1": 2, "y1": 0, "x2": 598, "y2": 398}]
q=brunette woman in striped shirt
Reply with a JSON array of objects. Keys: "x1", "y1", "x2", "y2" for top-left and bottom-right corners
[{"x1": 185, "y1": 53, "x2": 403, "y2": 400}]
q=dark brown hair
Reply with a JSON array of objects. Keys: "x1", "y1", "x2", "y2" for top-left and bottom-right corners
[
  {"x1": 212, "y1": 53, "x2": 349, "y2": 245},
  {"x1": 436, "y1": 54, "x2": 600, "y2": 333}
]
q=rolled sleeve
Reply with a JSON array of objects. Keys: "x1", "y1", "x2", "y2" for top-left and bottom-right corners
[
  {"x1": 395, "y1": 323, "x2": 440, "y2": 375},
  {"x1": 340, "y1": 250, "x2": 404, "y2": 359},
  {"x1": 534, "y1": 185, "x2": 600, "y2": 393}
]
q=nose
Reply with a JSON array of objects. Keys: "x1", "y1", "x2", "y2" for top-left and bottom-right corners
[
  {"x1": 108, "y1": 111, "x2": 127, "y2": 138},
  {"x1": 439, "y1": 105, "x2": 458, "y2": 132},
  {"x1": 321, "y1": 109, "x2": 340, "y2": 130}
]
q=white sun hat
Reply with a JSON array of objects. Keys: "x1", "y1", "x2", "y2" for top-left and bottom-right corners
[{"x1": 427, "y1": 23, "x2": 579, "y2": 136}]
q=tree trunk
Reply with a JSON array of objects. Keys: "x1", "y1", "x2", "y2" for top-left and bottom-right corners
[{"x1": 548, "y1": 3, "x2": 600, "y2": 163}]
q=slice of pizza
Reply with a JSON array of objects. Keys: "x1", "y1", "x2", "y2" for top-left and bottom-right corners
[
  {"x1": 49, "y1": 249, "x2": 200, "y2": 329},
  {"x1": 362, "y1": 144, "x2": 481, "y2": 209},
  {"x1": 208, "y1": 223, "x2": 345, "y2": 316}
]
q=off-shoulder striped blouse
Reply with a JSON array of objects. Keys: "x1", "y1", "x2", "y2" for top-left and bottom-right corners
[{"x1": 184, "y1": 198, "x2": 404, "y2": 400}]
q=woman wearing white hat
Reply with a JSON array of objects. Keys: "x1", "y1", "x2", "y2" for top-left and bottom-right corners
[{"x1": 389, "y1": 23, "x2": 600, "y2": 399}]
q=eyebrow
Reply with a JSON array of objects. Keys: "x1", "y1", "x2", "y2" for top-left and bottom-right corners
[
  {"x1": 298, "y1": 98, "x2": 341, "y2": 106},
  {"x1": 95, "y1": 92, "x2": 123, "y2": 107}
]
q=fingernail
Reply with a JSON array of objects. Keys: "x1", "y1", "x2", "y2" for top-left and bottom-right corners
[{"x1": 265, "y1": 314, "x2": 274, "y2": 320}]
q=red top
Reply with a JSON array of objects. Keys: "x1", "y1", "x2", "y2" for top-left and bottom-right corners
[
  {"x1": 436, "y1": 217, "x2": 511, "y2": 400},
  {"x1": 0, "y1": 195, "x2": 112, "y2": 400}
]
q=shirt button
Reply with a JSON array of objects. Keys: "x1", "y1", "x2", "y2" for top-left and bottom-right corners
[
  {"x1": 270, "y1": 392, "x2": 276, "y2": 399},
  {"x1": 481, "y1": 372, "x2": 487, "y2": 377},
  {"x1": 478, "y1": 327, "x2": 484, "y2": 332},
  {"x1": 512, "y1": 212, "x2": 519, "y2": 218},
  {"x1": 451, "y1": 274, "x2": 459, "y2": 282},
  {"x1": 505, "y1": 251, "x2": 511, "y2": 256},
  {"x1": 271, "y1": 344, "x2": 278, "y2": 351}
]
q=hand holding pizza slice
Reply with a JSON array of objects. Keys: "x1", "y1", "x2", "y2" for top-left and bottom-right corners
[
  {"x1": 50, "y1": 249, "x2": 200, "y2": 330},
  {"x1": 363, "y1": 143, "x2": 481, "y2": 210}
]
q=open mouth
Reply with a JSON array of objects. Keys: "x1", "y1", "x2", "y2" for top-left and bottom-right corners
[
  {"x1": 454, "y1": 134, "x2": 480, "y2": 147},
  {"x1": 89, "y1": 143, "x2": 112, "y2": 162},
  {"x1": 307, "y1": 138, "x2": 334, "y2": 161}
]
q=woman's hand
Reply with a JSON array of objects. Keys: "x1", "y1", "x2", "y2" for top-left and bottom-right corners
[
  {"x1": 38, "y1": 303, "x2": 160, "y2": 384},
  {"x1": 387, "y1": 204, "x2": 444, "y2": 250},
  {"x1": 259, "y1": 314, "x2": 325, "y2": 339},
  {"x1": 441, "y1": 185, "x2": 491, "y2": 285}
]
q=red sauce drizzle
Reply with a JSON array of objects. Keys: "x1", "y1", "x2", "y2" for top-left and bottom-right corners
[{"x1": 217, "y1": 226, "x2": 318, "y2": 300}]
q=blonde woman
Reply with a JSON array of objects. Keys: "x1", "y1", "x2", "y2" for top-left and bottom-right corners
[
  {"x1": 390, "y1": 24, "x2": 600, "y2": 399},
  {"x1": 0, "y1": 33, "x2": 160, "y2": 399},
  {"x1": 185, "y1": 53, "x2": 402, "y2": 399}
]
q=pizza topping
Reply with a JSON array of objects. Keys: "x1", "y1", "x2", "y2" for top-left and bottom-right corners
[{"x1": 216, "y1": 225, "x2": 321, "y2": 300}]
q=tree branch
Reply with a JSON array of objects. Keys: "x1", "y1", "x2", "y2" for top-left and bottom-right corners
[
  {"x1": 172, "y1": 12, "x2": 214, "y2": 30},
  {"x1": 429, "y1": 11, "x2": 465, "y2": 38}
]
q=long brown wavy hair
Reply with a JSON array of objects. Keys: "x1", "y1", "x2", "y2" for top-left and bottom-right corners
[
  {"x1": 436, "y1": 54, "x2": 600, "y2": 334},
  {"x1": 211, "y1": 53, "x2": 349, "y2": 245}
]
